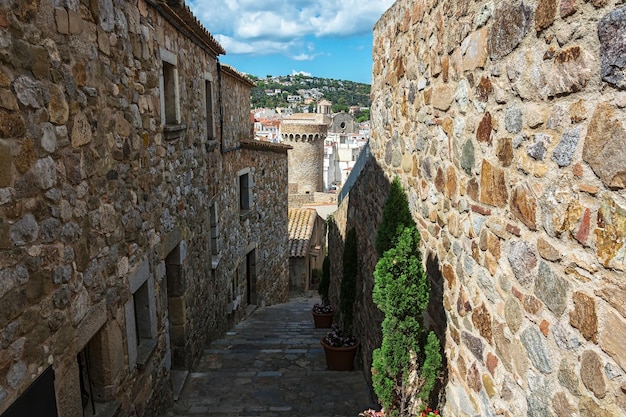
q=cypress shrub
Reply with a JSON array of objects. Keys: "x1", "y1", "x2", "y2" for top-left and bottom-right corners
[
  {"x1": 319, "y1": 255, "x2": 331, "y2": 305},
  {"x1": 372, "y1": 226, "x2": 442, "y2": 416},
  {"x1": 375, "y1": 177, "x2": 416, "y2": 257}
]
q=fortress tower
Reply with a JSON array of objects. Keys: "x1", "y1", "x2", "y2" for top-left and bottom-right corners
[{"x1": 280, "y1": 113, "x2": 329, "y2": 196}]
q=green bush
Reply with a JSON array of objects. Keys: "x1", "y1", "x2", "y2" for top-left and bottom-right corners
[
  {"x1": 319, "y1": 256, "x2": 331, "y2": 305},
  {"x1": 372, "y1": 226, "x2": 441, "y2": 417},
  {"x1": 375, "y1": 177, "x2": 416, "y2": 257},
  {"x1": 341, "y1": 228, "x2": 358, "y2": 333}
]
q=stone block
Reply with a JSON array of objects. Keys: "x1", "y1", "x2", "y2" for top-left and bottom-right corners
[
  {"x1": 583, "y1": 103, "x2": 626, "y2": 189},
  {"x1": 545, "y1": 46, "x2": 594, "y2": 97},
  {"x1": 129, "y1": 259, "x2": 150, "y2": 293},
  {"x1": 580, "y1": 350, "x2": 607, "y2": 399},
  {"x1": 552, "y1": 391, "x2": 578, "y2": 417},
  {"x1": 0, "y1": 143, "x2": 13, "y2": 187},
  {"x1": 76, "y1": 300, "x2": 107, "y2": 351},
  {"x1": 496, "y1": 138, "x2": 513, "y2": 167},
  {"x1": 431, "y1": 84, "x2": 455, "y2": 111},
  {"x1": 504, "y1": 297, "x2": 523, "y2": 334},
  {"x1": 54, "y1": 7, "x2": 69, "y2": 34},
  {"x1": 48, "y1": 84, "x2": 69, "y2": 125},
  {"x1": 535, "y1": 0, "x2": 557, "y2": 31},
  {"x1": 507, "y1": 240, "x2": 537, "y2": 288},
  {"x1": 599, "y1": 308, "x2": 626, "y2": 372},
  {"x1": 551, "y1": 127, "x2": 580, "y2": 167},
  {"x1": 460, "y1": 28, "x2": 488, "y2": 72},
  {"x1": 68, "y1": 9, "x2": 83, "y2": 34},
  {"x1": 462, "y1": 330, "x2": 484, "y2": 361},
  {"x1": 595, "y1": 195, "x2": 626, "y2": 269},
  {"x1": 70, "y1": 110, "x2": 93, "y2": 148},
  {"x1": 0, "y1": 88, "x2": 18, "y2": 111},
  {"x1": 471, "y1": 304, "x2": 493, "y2": 343},
  {"x1": 521, "y1": 325, "x2": 553, "y2": 374},
  {"x1": 537, "y1": 238, "x2": 561, "y2": 261},
  {"x1": 168, "y1": 296, "x2": 186, "y2": 326},
  {"x1": 535, "y1": 261, "x2": 570, "y2": 317},
  {"x1": 479, "y1": 159, "x2": 508, "y2": 207},
  {"x1": 487, "y1": 1, "x2": 533, "y2": 59},
  {"x1": 0, "y1": 108, "x2": 26, "y2": 138},
  {"x1": 510, "y1": 184, "x2": 537, "y2": 231},
  {"x1": 598, "y1": 7, "x2": 626, "y2": 89},
  {"x1": 476, "y1": 112, "x2": 492, "y2": 144},
  {"x1": 570, "y1": 292, "x2": 598, "y2": 343}
]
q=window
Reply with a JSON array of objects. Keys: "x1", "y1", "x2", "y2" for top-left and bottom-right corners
[
  {"x1": 133, "y1": 281, "x2": 151, "y2": 344},
  {"x1": 238, "y1": 168, "x2": 253, "y2": 213},
  {"x1": 205, "y1": 79, "x2": 214, "y2": 140},
  {"x1": 160, "y1": 48, "x2": 181, "y2": 130},
  {"x1": 125, "y1": 260, "x2": 157, "y2": 370},
  {"x1": 209, "y1": 201, "x2": 221, "y2": 268},
  {"x1": 162, "y1": 62, "x2": 179, "y2": 125}
]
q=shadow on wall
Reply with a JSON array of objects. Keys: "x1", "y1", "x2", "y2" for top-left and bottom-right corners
[
  {"x1": 327, "y1": 156, "x2": 449, "y2": 407},
  {"x1": 426, "y1": 252, "x2": 449, "y2": 406}
]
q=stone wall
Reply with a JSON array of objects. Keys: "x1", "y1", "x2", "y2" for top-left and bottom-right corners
[
  {"x1": 0, "y1": 1, "x2": 289, "y2": 415},
  {"x1": 333, "y1": 0, "x2": 626, "y2": 415}
]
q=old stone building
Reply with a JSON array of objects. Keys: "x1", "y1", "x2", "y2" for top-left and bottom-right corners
[
  {"x1": 287, "y1": 208, "x2": 326, "y2": 293},
  {"x1": 329, "y1": 112, "x2": 358, "y2": 135},
  {"x1": 331, "y1": 0, "x2": 626, "y2": 416},
  {"x1": 0, "y1": 1, "x2": 289, "y2": 416},
  {"x1": 281, "y1": 113, "x2": 328, "y2": 206}
]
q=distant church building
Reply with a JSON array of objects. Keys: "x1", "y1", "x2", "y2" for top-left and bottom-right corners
[{"x1": 329, "y1": 112, "x2": 358, "y2": 134}]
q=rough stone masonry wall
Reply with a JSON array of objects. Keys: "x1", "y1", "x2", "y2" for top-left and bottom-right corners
[
  {"x1": 0, "y1": 0, "x2": 289, "y2": 415},
  {"x1": 369, "y1": 0, "x2": 626, "y2": 415}
]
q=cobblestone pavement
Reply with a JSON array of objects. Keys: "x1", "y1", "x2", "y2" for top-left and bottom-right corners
[{"x1": 165, "y1": 293, "x2": 374, "y2": 417}]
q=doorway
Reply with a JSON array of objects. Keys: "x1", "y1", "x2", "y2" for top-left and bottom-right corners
[{"x1": 246, "y1": 249, "x2": 257, "y2": 306}]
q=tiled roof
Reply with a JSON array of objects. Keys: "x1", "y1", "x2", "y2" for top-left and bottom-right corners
[
  {"x1": 288, "y1": 208, "x2": 316, "y2": 257},
  {"x1": 154, "y1": 0, "x2": 225, "y2": 56},
  {"x1": 220, "y1": 63, "x2": 256, "y2": 87}
]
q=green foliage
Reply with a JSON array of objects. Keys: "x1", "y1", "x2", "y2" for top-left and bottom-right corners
[
  {"x1": 375, "y1": 177, "x2": 416, "y2": 257},
  {"x1": 319, "y1": 256, "x2": 331, "y2": 305},
  {"x1": 420, "y1": 332, "x2": 442, "y2": 402},
  {"x1": 372, "y1": 225, "x2": 442, "y2": 416},
  {"x1": 355, "y1": 109, "x2": 371, "y2": 123},
  {"x1": 341, "y1": 228, "x2": 358, "y2": 333}
]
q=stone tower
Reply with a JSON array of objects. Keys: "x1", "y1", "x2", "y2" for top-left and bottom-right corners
[{"x1": 280, "y1": 113, "x2": 329, "y2": 196}]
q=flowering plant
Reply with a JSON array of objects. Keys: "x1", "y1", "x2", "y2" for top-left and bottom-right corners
[
  {"x1": 359, "y1": 408, "x2": 384, "y2": 417},
  {"x1": 312, "y1": 302, "x2": 333, "y2": 314},
  {"x1": 420, "y1": 408, "x2": 439, "y2": 416},
  {"x1": 323, "y1": 324, "x2": 357, "y2": 347}
]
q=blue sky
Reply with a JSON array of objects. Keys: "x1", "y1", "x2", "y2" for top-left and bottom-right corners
[{"x1": 188, "y1": 1, "x2": 395, "y2": 84}]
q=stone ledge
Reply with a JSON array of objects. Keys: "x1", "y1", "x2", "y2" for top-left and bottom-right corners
[
  {"x1": 163, "y1": 124, "x2": 187, "y2": 141},
  {"x1": 136, "y1": 339, "x2": 158, "y2": 370}
]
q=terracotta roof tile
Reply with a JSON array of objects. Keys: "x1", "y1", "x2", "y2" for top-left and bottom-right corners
[{"x1": 288, "y1": 208, "x2": 317, "y2": 257}]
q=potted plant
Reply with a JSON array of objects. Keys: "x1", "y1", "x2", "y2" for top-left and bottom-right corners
[
  {"x1": 321, "y1": 324, "x2": 359, "y2": 371},
  {"x1": 312, "y1": 256, "x2": 333, "y2": 328},
  {"x1": 320, "y1": 228, "x2": 358, "y2": 371}
]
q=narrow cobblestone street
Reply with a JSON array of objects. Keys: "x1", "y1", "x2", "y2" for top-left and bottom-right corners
[{"x1": 165, "y1": 293, "x2": 374, "y2": 417}]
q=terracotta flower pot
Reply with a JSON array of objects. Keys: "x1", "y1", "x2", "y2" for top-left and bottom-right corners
[
  {"x1": 312, "y1": 310, "x2": 334, "y2": 328},
  {"x1": 320, "y1": 339, "x2": 359, "y2": 371}
]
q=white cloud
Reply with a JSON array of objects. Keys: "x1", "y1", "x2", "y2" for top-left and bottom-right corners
[
  {"x1": 292, "y1": 70, "x2": 312, "y2": 76},
  {"x1": 188, "y1": 0, "x2": 394, "y2": 54}
]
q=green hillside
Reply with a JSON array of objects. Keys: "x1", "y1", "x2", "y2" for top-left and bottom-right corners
[{"x1": 248, "y1": 74, "x2": 371, "y2": 117}]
